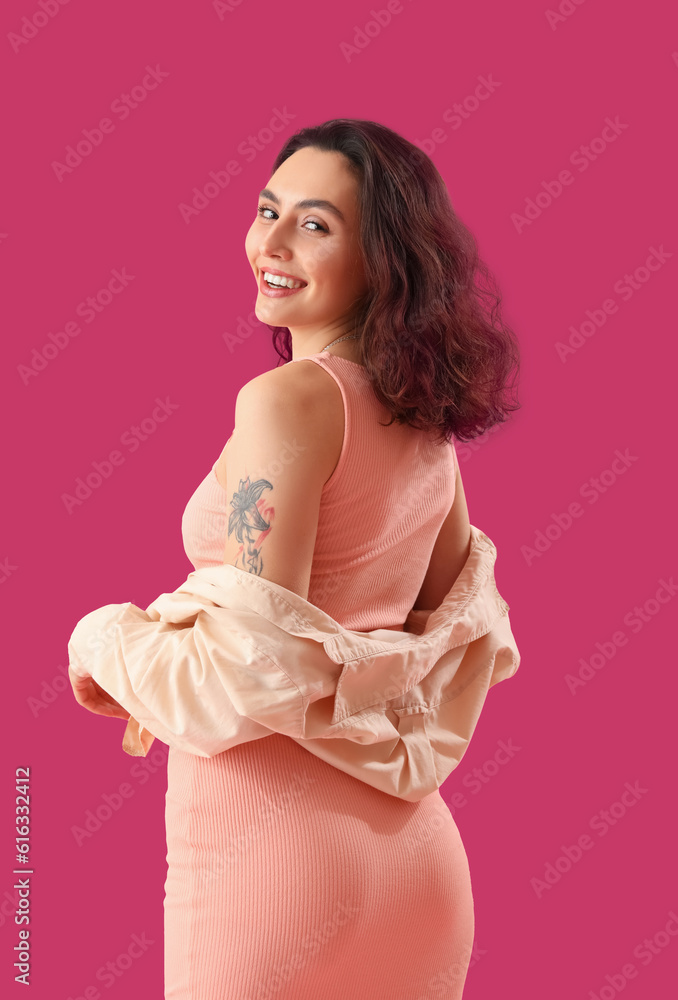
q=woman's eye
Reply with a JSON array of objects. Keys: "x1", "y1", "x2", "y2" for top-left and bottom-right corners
[{"x1": 256, "y1": 205, "x2": 327, "y2": 233}]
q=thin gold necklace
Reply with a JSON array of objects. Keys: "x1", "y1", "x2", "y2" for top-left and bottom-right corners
[{"x1": 321, "y1": 333, "x2": 360, "y2": 352}]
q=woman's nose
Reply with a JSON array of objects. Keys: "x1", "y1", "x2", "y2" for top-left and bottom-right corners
[
  {"x1": 258, "y1": 216, "x2": 296, "y2": 255},
  {"x1": 259, "y1": 236, "x2": 292, "y2": 259}
]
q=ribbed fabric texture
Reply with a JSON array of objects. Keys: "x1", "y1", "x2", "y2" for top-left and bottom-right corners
[
  {"x1": 165, "y1": 353, "x2": 474, "y2": 999},
  {"x1": 181, "y1": 352, "x2": 457, "y2": 631}
]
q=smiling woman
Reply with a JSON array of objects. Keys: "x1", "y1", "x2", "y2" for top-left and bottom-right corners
[
  {"x1": 244, "y1": 143, "x2": 371, "y2": 365},
  {"x1": 161, "y1": 122, "x2": 520, "y2": 999},
  {"x1": 69, "y1": 118, "x2": 521, "y2": 1000}
]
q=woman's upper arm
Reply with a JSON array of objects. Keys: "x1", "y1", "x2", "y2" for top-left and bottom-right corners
[
  {"x1": 221, "y1": 364, "x2": 344, "y2": 600},
  {"x1": 411, "y1": 450, "x2": 472, "y2": 612}
]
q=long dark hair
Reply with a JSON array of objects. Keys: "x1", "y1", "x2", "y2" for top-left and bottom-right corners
[{"x1": 266, "y1": 118, "x2": 520, "y2": 444}]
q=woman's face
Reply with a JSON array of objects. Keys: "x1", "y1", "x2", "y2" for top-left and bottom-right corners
[{"x1": 245, "y1": 147, "x2": 369, "y2": 336}]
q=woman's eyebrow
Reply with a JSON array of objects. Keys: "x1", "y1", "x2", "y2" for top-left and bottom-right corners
[{"x1": 258, "y1": 187, "x2": 345, "y2": 223}]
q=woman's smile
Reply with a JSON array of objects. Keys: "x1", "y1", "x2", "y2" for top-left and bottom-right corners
[{"x1": 258, "y1": 268, "x2": 309, "y2": 298}]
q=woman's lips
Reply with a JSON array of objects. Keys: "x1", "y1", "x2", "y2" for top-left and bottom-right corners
[{"x1": 258, "y1": 270, "x2": 308, "y2": 298}]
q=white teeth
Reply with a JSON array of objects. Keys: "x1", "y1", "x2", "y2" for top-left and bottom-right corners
[{"x1": 263, "y1": 271, "x2": 305, "y2": 289}]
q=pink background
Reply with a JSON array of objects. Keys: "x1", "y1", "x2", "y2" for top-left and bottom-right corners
[{"x1": 2, "y1": 0, "x2": 677, "y2": 996}]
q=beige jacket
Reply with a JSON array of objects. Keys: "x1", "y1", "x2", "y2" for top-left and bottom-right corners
[{"x1": 67, "y1": 524, "x2": 520, "y2": 802}]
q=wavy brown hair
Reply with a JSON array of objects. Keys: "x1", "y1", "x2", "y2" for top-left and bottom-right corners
[{"x1": 266, "y1": 118, "x2": 520, "y2": 445}]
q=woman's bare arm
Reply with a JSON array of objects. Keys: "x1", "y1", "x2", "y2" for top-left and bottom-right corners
[
  {"x1": 411, "y1": 454, "x2": 472, "y2": 611},
  {"x1": 221, "y1": 362, "x2": 344, "y2": 600}
]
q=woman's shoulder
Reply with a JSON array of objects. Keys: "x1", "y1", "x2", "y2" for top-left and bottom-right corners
[
  {"x1": 230, "y1": 359, "x2": 344, "y2": 473},
  {"x1": 236, "y1": 356, "x2": 343, "y2": 420}
]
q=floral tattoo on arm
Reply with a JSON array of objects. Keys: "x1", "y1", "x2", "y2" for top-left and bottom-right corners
[{"x1": 228, "y1": 475, "x2": 273, "y2": 575}]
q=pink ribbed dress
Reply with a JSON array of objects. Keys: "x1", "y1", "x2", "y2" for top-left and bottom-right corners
[{"x1": 164, "y1": 352, "x2": 475, "y2": 999}]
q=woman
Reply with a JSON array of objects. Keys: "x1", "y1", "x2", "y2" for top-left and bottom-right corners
[{"x1": 71, "y1": 118, "x2": 520, "y2": 998}]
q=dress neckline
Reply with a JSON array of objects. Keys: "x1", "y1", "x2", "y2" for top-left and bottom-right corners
[{"x1": 290, "y1": 351, "x2": 367, "y2": 370}]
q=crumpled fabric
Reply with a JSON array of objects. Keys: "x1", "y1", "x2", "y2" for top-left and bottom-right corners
[{"x1": 68, "y1": 524, "x2": 520, "y2": 801}]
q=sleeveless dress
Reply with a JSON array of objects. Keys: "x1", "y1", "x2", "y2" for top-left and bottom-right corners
[{"x1": 164, "y1": 352, "x2": 475, "y2": 999}]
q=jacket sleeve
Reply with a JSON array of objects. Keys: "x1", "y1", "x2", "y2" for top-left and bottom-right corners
[
  {"x1": 67, "y1": 596, "x2": 305, "y2": 758},
  {"x1": 66, "y1": 594, "x2": 437, "y2": 800}
]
